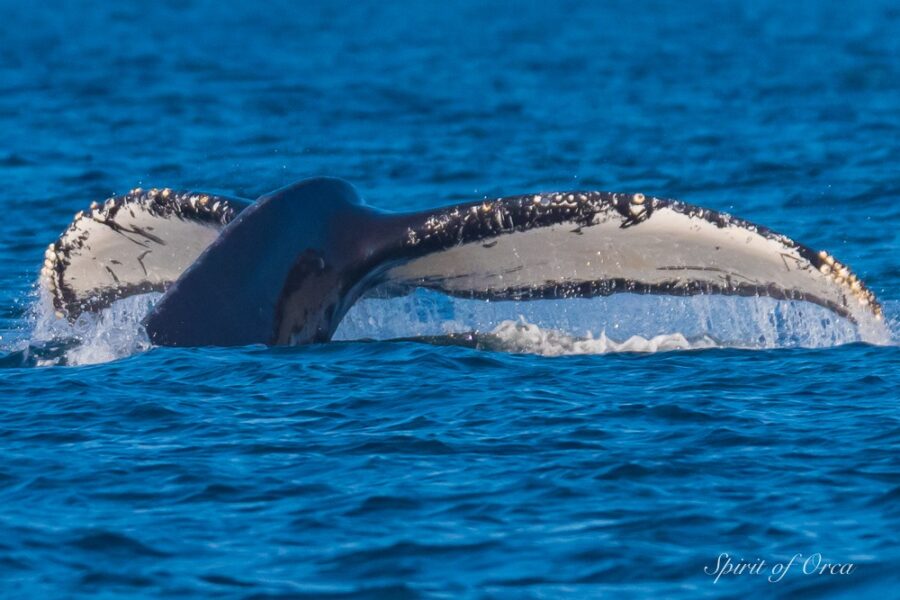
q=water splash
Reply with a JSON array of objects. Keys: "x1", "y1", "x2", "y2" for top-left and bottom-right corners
[
  {"x1": 8, "y1": 284, "x2": 895, "y2": 366},
  {"x1": 23, "y1": 290, "x2": 161, "y2": 366},
  {"x1": 335, "y1": 287, "x2": 895, "y2": 350}
]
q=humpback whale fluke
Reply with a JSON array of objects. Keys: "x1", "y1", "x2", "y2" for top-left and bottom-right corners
[{"x1": 39, "y1": 177, "x2": 884, "y2": 347}]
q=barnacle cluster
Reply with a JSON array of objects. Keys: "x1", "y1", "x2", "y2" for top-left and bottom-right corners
[
  {"x1": 405, "y1": 191, "x2": 626, "y2": 248},
  {"x1": 100, "y1": 187, "x2": 237, "y2": 225},
  {"x1": 817, "y1": 250, "x2": 882, "y2": 319}
]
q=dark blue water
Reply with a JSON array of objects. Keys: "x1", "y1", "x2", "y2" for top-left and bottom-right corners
[{"x1": 1, "y1": 1, "x2": 898, "y2": 597}]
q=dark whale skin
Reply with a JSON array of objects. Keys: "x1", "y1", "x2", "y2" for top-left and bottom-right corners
[{"x1": 145, "y1": 178, "x2": 388, "y2": 346}]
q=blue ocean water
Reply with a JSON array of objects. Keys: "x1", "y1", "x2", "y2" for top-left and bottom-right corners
[{"x1": 1, "y1": 0, "x2": 899, "y2": 597}]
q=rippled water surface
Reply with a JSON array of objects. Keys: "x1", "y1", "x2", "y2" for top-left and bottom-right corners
[{"x1": 1, "y1": 1, "x2": 899, "y2": 597}]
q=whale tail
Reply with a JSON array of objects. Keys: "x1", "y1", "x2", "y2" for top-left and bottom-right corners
[{"x1": 40, "y1": 177, "x2": 884, "y2": 347}]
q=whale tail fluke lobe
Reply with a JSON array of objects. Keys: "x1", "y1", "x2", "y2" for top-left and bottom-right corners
[
  {"x1": 40, "y1": 188, "x2": 250, "y2": 319},
  {"x1": 39, "y1": 177, "x2": 885, "y2": 347}
]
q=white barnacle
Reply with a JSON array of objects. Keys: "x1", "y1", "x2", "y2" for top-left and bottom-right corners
[
  {"x1": 532, "y1": 195, "x2": 542, "y2": 204},
  {"x1": 632, "y1": 193, "x2": 645, "y2": 205},
  {"x1": 819, "y1": 264, "x2": 831, "y2": 275},
  {"x1": 162, "y1": 188, "x2": 171, "y2": 198}
]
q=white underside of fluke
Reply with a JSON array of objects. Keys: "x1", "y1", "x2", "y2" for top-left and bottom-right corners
[
  {"x1": 40, "y1": 189, "x2": 236, "y2": 318},
  {"x1": 386, "y1": 206, "x2": 883, "y2": 335},
  {"x1": 47, "y1": 212, "x2": 220, "y2": 304}
]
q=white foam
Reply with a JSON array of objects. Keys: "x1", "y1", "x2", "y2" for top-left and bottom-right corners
[{"x1": 487, "y1": 318, "x2": 719, "y2": 356}]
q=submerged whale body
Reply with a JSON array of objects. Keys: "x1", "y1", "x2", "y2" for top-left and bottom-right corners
[{"x1": 40, "y1": 177, "x2": 884, "y2": 347}]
